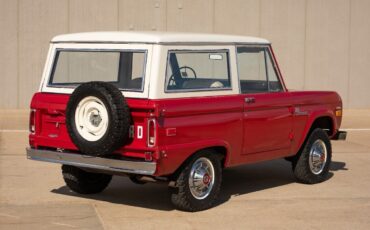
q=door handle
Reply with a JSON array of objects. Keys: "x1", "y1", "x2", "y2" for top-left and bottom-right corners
[{"x1": 245, "y1": 97, "x2": 256, "y2": 104}]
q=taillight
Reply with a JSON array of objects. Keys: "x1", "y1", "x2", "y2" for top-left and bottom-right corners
[
  {"x1": 29, "y1": 109, "x2": 36, "y2": 134},
  {"x1": 147, "y1": 118, "x2": 156, "y2": 147}
]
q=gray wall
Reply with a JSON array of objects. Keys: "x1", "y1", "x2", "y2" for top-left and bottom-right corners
[{"x1": 1, "y1": 0, "x2": 369, "y2": 108}]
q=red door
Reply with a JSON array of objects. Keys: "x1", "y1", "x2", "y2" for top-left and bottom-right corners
[
  {"x1": 237, "y1": 46, "x2": 292, "y2": 159},
  {"x1": 242, "y1": 92, "x2": 292, "y2": 156}
]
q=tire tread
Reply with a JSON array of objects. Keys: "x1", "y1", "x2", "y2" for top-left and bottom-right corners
[
  {"x1": 293, "y1": 128, "x2": 332, "y2": 184},
  {"x1": 62, "y1": 165, "x2": 112, "y2": 194},
  {"x1": 170, "y1": 150, "x2": 222, "y2": 212},
  {"x1": 65, "y1": 82, "x2": 131, "y2": 156}
]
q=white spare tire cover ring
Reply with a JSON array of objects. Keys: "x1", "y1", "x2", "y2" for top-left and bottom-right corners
[{"x1": 75, "y1": 96, "x2": 109, "y2": 142}]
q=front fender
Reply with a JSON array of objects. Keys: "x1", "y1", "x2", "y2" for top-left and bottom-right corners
[{"x1": 294, "y1": 109, "x2": 337, "y2": 155}]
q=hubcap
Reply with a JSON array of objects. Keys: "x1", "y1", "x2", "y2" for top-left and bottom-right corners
[
  {"x1": 188, "y1": 157, "x2": 215, "y2": 200},
  {"x1": 75, "y1": 96, "x2": 109, "y2": 142},
  {"x1": 309, "y1": 139, "x2": 327, "y2": 175},
  {"x1": 89, "y1": 114, "x2": 102, "y2": 127}
]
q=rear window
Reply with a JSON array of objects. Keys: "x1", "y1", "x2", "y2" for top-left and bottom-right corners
[
  {"x1": 165, "y1": 50, "x2": 231, "y2": 91},
  {"x1": 49, "y1": 50, "x2": 146, "y2": 91}
]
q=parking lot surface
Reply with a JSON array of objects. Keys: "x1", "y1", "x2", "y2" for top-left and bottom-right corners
[{"x1": 1, "y1": 110, "x2": 370, "y2": 229}]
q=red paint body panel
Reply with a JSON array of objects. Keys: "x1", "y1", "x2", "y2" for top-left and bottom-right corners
[
  {"x1": 29, "y1": 93, "x2": 156, "y2": 160},
  {"x1": 29, "y1": 89, "x2": 343, "y2": 176},
  {"x1": 288, "y1": 91, "x2": 342, "y2": 156},
  {"x1": 242, "y1": 92, "x2": 292, "y2": 156},
  {"x1": 152, "y1": 95, "x2": 244, "y2": 174}
]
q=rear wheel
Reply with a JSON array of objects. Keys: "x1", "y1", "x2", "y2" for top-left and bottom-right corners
[
  {"x1": 170, "y1": 150, "x2": 222, "y2": 212},
  {"x1": 62, "y1": 165, "x2": 112, "y2": 194},
  {"x1": 293, "y1": 128, "x2": 332, "y2": 184}
]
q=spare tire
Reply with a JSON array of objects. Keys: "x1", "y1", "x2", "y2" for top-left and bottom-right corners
[{"x1": 66, "y1": 82, "x2": 131, "y2": 156}]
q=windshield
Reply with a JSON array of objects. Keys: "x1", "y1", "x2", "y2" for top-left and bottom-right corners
[{"x1": 49, "y1": 50, "x2": 146, "y2": 91}]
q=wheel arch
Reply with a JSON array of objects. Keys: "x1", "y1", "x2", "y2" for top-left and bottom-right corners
[
  {"x1": 169, "y1": 145, "x2": 229, "y2": 181},
  {"x1": 294, "y1": 114, "x2": 336, "y2": 158},
  {"x1": 309, "y1": 116, "x2": 335, "y2": 136}
]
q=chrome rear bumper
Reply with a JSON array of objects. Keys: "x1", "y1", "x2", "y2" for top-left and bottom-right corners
[{"x1": 26, "y1": 148, "x2": 156, "y2": 175}]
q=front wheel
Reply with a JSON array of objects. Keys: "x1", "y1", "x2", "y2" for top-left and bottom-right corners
[
  {"x1": 293, "y1": 128, "x2": 332, "y2": 184},
  {"x1": 170, "y1": 150, "x2": 223, "y2": 212}
]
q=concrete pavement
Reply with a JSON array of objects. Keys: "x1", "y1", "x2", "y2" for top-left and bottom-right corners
[{"x1": 0, "y1": 110, "x2": 370, "y2": 229}]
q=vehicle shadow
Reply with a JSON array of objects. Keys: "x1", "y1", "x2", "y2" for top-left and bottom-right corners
[
  {"x1": 51, "y1": 159, "x2": 346, "y2": 211},
  {"x1": 215, "y1": 160, "x2": 346, "y2": 207},
  {"x1": 51, "y1": 178, "x2": 175, "y2": 211},
  {"x1": 216, "y1": 159, "x2": 295, "y2": 206},
  {"x1": 330, "y1": 161, "x2": 348, "y2": 171}
]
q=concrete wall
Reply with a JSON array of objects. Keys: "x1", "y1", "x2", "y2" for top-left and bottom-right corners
[{"x1": 0, "y1": 0, "x2": 369, "y2": 108}]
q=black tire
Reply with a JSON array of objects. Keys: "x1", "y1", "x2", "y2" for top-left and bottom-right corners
[
  {"x1": 293, "y1": 128, "x2": 332, "y2": 184},
  {"x1": 62, "y1": 165, "x2": 112, "y2": 194},
  {"x1": 66, "y1": 82, "x2": 131, "y2": 156},
  {"x1": 170, "y1": 150, "x2": 223, "y2": 212}
]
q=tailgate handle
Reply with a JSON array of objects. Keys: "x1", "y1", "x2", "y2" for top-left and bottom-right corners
[
  {"x1": 47, "y1": 109, "x2": 65, "y2": 116},
  {"x1": 245, "y1": 97, "x2": 256, "y2": 104}
]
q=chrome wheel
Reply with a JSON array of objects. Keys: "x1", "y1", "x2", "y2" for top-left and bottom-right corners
[
  {"x1": 188, "y1": 157, "x2": 215, "y2": 200},
  {"x1": 309, "y1": 139, "x2": 327, "y2": 175},
  {"x1": 75, "y1": 96, "x2": 109, "y2": 141}
]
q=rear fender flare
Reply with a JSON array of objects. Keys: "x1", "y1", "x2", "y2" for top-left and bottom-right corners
[{"x1": 162, "y1": 139, "x2": 231, "y2": 177}]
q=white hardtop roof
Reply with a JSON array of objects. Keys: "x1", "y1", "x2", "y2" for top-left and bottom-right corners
[{"x1": 51, "y1": 31, "x2": 270, "y2": 45}]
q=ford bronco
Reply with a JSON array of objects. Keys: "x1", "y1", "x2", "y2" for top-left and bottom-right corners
[{"x1": 27, "y1": 32, "x2": 346, "y2": 211}]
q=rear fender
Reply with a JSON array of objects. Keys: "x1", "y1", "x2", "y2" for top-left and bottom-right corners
[{"x1": 157, "y1": 139, "x2": 231, "y2": 176}]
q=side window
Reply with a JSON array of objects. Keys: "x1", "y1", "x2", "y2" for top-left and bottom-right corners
[
  {"x1": 165, "y1": 50, "x2": 231, "y2": 91},
  {"x1": 237, "y1": 47, "x2": 283, "y2": 94},
  {"x1": 265, "y1": 51, "x2": 283, "y2": 92}
]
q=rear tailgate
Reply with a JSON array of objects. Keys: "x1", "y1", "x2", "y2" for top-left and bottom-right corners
[{"x1": 29, "y1": 92, "x2": 156, "y2": 159}]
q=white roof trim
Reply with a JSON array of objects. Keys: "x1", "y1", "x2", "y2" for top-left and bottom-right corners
[{"x1": 51, "y1": 31, "x2": 270, "y2": 44}]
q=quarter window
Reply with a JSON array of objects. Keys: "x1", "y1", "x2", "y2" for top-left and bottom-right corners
[
  {"x1": 165, "y1": 51, "x2": 231, "y2": 91},
  {"x1": 237, "y1": 47, "x2": 283, "y2": 93}
]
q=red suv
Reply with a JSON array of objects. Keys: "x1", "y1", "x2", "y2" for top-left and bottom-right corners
[{"x1": 27, "y1": 32, "x2": 346, "y2": 211}]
